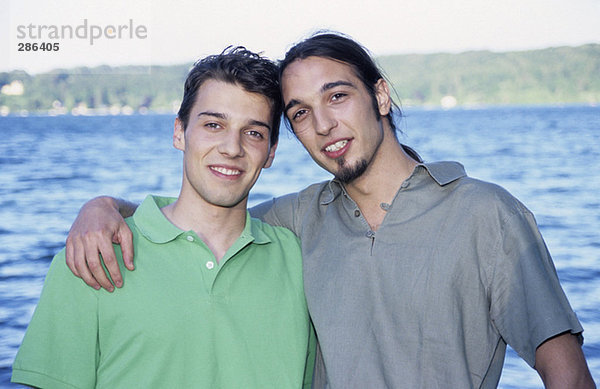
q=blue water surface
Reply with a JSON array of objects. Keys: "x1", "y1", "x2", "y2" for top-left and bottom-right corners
[{"x1": 0, "y1": 105, "x2": 598, "y2": 387}]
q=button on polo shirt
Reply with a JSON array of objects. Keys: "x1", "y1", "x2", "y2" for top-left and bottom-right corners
[{"x1": 12, "y1": 195, "x2": 315, "y2": 389}]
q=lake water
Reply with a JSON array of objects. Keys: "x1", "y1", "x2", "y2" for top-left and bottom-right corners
[{"x1": 0, "y1": 105, "x2": 599, "y2": 387}]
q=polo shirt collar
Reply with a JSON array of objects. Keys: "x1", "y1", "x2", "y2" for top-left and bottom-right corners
[
  {"x1": 320, "y1": 180, "x2": 343, "y2": 205},
  {"x1": 133, "y1": 195, "x2": 182, "y2": 244},
  {"x1": 417, "y1": 161, "x2": 466, "y2": 186},
  {"x1": 242, "y1": 212, "x2": 272, "y2": 245},
  {"x1": 319, "y1": 161, "x2": 466, "y2": 205},
  {"x1": 133, "y1": 195, "x2": 271, "y2": 245}
]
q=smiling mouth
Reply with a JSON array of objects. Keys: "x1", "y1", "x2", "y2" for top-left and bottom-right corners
[
  {"x1": 210, "y1": 166, "x2": 241, "y2": 176},
  {"x1": 324, "y1": 140, "x2": 348, "y2": 152}
]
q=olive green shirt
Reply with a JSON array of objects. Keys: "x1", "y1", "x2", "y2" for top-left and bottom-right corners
[
  {"x1": 252, "y1": 161, "x2": 583, "y2": 389},
  {"x1": 13, "y1": 195, "x2": 315, "y2": 388}
]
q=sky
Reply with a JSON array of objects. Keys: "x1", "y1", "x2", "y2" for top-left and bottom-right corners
[{"x1": 1, "y1": 0, "x2": 599, "y2": 74}]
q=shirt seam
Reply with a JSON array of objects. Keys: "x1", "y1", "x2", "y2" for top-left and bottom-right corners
[{"x1": 12, "y1": 367, "x2": 86, "y2": 389}]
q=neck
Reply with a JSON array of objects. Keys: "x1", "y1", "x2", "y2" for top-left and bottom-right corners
[
  {"x1": 344, "y1": 129, "x2": 418, "y2": 230},
  {"x1": 161, "y1": 187, "x2": 247, "y2": 263}
]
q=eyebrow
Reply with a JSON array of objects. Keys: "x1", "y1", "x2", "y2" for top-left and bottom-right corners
[
  {"x1": 198, "y1": 111, "x2": 271, "y2": 131},
  {"x1": 248, "y1": 119, "x2": 272, "y2": 131},
  {"x1": 283, "y1": 80, "x2": 358, "y2": 116},
  {"x1": 198, "y1": 111, "x2": 226, "y2": 119},
  {"x1": 321, "y1": 80, "x2": 356, "y2": 93}
]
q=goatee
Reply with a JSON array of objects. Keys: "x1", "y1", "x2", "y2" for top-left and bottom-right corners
[{"x1": 335, "y1": 158, "x2": 369, "y2": 183}]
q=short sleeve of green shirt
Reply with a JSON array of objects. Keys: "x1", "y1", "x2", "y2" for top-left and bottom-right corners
[{"x1": 11, "y1": 249, "x2": 100, "y2": 388}]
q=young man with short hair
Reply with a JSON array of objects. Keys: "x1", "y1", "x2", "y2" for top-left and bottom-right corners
[{"x1": 12, "y1": 47, "x2": 314, "y2": 388}]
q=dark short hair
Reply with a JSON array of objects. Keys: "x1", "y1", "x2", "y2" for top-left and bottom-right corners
[
  {"x1": 279, "y1": 32, "x2": 401, "y2": 134},
  {"x1": 178, "y1": 46, "x2": 282, "y2": 147}
]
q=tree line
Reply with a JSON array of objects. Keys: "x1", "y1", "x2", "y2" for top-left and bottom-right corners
[{"x1": 1, "y1": 44, "x2": 598, "y2": 114}]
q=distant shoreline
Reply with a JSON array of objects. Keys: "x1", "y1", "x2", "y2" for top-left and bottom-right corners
[
  {"x1": 1, "y1": 102, "x2": 597, "y2": 119},
  {"x1": 1, "y1": 44, "x2": 598, "y2": 115}
]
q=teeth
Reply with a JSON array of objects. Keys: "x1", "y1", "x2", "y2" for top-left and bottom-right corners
[
  {"x1": 325, "y1": 140, "x2": 348, "y2": 152},
  {"x1": 211, "y1": 166, "x2": 241, "y2": 176}
]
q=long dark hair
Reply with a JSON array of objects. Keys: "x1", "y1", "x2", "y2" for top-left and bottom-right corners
[{"x1": 279, "y1": 32, "x2": 401, "y2": 133}]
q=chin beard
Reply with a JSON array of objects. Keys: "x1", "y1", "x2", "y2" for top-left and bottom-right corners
[{"x1": 335, "y1": 158, "x2": 369, "y2": 183}]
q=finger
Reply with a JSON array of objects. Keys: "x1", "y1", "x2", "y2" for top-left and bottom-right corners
[
  {"x1": 117, "y1": 225, "x2": 135, "y2": 271},
  {"x1": 73, "y1": 242, "x2": 101, "y2": 290},
  {"x1": 83, "y1": 238, "x2": 114, "y2": 292},
  {"x1": 98, "y1": 238, "x2": 123, "y2": 288},
  {"x1": 65, "y1": 236, "x2": 80, "y2": 278}
]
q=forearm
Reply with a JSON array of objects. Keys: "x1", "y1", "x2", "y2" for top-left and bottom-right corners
[
  {"x1": 535, "y1": 332, "x2": 595, "y2": 388},
  {"x1": 114, "y1": 197, "x2": 138, "y2": 218},
  {"x1": 91, "y1": 196, "x2": 138, "y2": 218},
  {"x1": 540, "y1": 370, "x2": 596, "y2": 389}
]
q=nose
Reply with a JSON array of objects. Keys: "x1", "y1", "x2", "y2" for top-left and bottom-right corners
[
  {"x1": 217, "y1": 130, "x2": 244, "y2": 158},
  {"x1": 313, "y1": 107, "x2": 336, "y2": 136}
]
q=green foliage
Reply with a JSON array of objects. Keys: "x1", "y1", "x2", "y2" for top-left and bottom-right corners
[
  {"x1": 1, "y1": 44, "x2": 598, "y2": 113},
  {"x1": 0, "y1": 64, "x2": 190, "y2": 114},
  {"x1": 377, "y1": 44, "x2": 600, "y2": 106}
]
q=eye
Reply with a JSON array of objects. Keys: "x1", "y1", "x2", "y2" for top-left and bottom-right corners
[
  {"x1": 205, "y1": 122, "x2": 221, "y2": 130},
  {"x1": 245, "y1": 129, "x2": 266, "y2": 139},
  {"x1": 292, "y1": 109, "x2": 308, "y2": 121},
  {"x1": 331, "y1": 92, "x2": 347, "y2": 102}
]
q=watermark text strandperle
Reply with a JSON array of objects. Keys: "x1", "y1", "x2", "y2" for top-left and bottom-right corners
[{"x1": 16, "y1": 19, "x2": 148, "y2": 45}]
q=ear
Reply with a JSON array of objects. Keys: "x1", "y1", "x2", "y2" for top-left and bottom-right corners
[
  {"x1": 262, "y1": 142, "x2": 278, "y2": 169},
  {"x1": 374, "y1": 78, "x2": 392, "y2": 116},
  {"x1": 173, "y1": 118, "x2": 185, "y2": 151}
]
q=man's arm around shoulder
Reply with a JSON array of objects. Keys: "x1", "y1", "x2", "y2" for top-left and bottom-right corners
[
  {"x1": 250, "y1": 193, "x2": 301, "y2": 232},
  {"x1": 66, "y1": 196, "x2": 138, "y2": 291}
]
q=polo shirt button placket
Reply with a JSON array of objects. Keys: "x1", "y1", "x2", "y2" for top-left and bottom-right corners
[
  {"x1": 366, "y1": 230, "x2": 376, "y2": 254},
  {"x1": 185, "y1": 235, "x2": 214, "y2": 271}
]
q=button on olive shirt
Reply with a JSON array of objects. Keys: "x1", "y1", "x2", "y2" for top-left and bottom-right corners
[{"x1": 251, "y1": 161, "x2": 583, "y2": 389}]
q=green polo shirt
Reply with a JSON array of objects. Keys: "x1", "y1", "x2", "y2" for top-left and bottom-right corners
[{"x1": 12, "y1": 195, "x2": 314, "y2": 388}]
